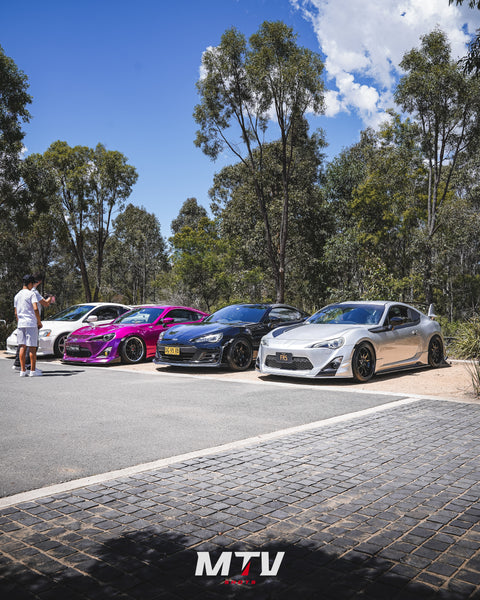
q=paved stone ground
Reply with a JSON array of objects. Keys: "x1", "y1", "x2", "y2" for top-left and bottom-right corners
[{"x1": 1, "y1": 398, "x2": 480, "y2": 600}]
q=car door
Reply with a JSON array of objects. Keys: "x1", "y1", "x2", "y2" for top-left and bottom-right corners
[{"x1": 378, "y1": 305, "x2": 422, "y2": 368}]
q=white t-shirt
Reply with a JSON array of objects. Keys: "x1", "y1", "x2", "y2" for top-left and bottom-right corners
[
  {"x1": 14, "y1": 288, "x2": 38, "y2": 328},
  {"x1": 32, "y1": 288, "x2": 43, "y2": 316}
]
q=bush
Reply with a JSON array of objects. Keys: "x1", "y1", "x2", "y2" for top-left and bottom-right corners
[{"x1": 451, "y1": 318, "x2": 480, "y2": 360}]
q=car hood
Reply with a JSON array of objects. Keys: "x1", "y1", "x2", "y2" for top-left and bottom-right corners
[
  {"x1": 69, "y1": 323, "x2": 154, "y2": 338},
  {"x1": 163, "y1": 321, "x2": 249, "y2": 342},
  {"x1": 268, "y1": 323, "x2": 363, "y2": 341}
]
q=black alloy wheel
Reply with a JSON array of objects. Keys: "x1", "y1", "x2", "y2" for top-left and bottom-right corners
[
  {"x1": 352, "y1": 342, "x2": 376, "y2": 382},
  {"x1": 120, "y1": 336, "x2": 145, "y2": 364},
  {"x1": 428, "y1": 335, "x2": 444, "y2": 367},
  {"x1": 227, "y1": 337, "x2": 253, "y2": 371}
]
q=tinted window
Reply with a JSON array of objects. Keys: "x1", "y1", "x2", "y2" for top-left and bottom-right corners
[
  {"x1": 386, "y1": 305, "x2": 419, "y2": 326},
  {"x1": 91, "y1": 306, "x2": 120, "y2": 321},
  {"x1": 308, "y1": 304, "x2": 384, "y2": 325},
  {"x1": 165, "y1": 309, "x2": 200, "y2": 322},
  {"x1": 205, "y1": 305, "x2": 268, "y2": 324},
  {"x1": 269, "y1": 307, "x2": 303, "y2": 321},
  {"x1": 386, "y1": 305, "x2": 410, "y2": 325},
  {"x1": 49, "y1": 305, "x2": 95, "y2": 321}
]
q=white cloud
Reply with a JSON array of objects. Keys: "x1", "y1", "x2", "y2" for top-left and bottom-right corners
[{"x1": 292, "y1": 0, "x2": 480, "y2": 127}]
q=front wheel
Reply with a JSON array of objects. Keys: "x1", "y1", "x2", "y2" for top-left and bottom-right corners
[
  {"x1": 120, "y1": 337, "x2": 145, "y2": 364},
  {"x1": 226, "y1": 337, "x2": 253, "y2": 371},
  {"x1": 54, "y1": 333, "x2": 69, "y2": 358},
  {"x1": 428, "y1": 335, "x2": 444, "y2": 367},
  {"x1": 352, "y1": 342, "x2": 376, "y2": 382}
]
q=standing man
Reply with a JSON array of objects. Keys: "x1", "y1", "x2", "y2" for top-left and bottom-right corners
[
  {"x1": 14, "y1": 275, "x2": 43, "y2": 377},
  {"x1": 12, "y1": 272, "x2": 53, "y2": 370}
]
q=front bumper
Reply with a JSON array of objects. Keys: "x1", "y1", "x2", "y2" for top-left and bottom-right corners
[
  {"x1": 154, "y1": 343, "x2": 224, "y2": 367},
  {"x1": 257, "y1": 343, "x2": 355, "y2": 378},
  {"x1": 62, "y1": 339, "x2": 122, "y2": 364},
  {"x1": 6, "y1": 335, "x2": 56, "y2": 356}
]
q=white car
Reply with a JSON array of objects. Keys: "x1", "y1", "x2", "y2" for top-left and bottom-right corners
[
  {"x1": 257, "y1": 301, "x2": 445, "y2": 382},
  {"x1": 7, "y1": 302, "x2": 131, "y2": 357}
]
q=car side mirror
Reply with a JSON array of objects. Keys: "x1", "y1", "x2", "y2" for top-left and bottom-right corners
[
  {"x1": 86, "y1": 315, "x2": 98, "y2": 323},
  {"x1": 162, "y1": 317, "x2": 174, "y2": 326},
  {"x1": 389, "y1": 316, "x2": 403, "y2": 330}
]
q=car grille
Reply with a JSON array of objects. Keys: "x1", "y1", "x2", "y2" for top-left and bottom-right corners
[
  {"x1": 157, "y1": 346, "x2": 221, "y2": 364},
  {"x1": 65, "y1": 347, "x2": 92, "y2": 358},
  {"x1": 265, "y1": 355, "x2": 313, "y2": 370}
]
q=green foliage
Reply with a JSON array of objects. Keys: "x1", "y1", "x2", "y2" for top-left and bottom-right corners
[
  {"x1": 171, "y1": 198, "x2": 208, "y2": 235},
  {"x1": 194, "y1": 20, "x2": 325, "y2": 302},
  {"x1": 0, "y1": 44, "x2": 32, "y2": 212},
  {"x1": 167, "y1": 217, "x2": 234, "y2": 311},
  {"x1": 451, "y1": 318, "x2": 480, "y2": 359}
]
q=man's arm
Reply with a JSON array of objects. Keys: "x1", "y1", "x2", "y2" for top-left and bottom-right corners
[{"x1": 32, "y1": 301, "x2": 42, "y2": 329}]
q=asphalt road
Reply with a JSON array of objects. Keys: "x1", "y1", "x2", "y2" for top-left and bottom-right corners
[{"x1": 0, "y1": 357, "x2": 405, "y2": 498}]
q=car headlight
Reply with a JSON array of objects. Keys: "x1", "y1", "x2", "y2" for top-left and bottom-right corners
[
  {"x1": 311, "y1": 337, "x2": 345, "y2": 349},
  {"x1": 89, "y1": 333, "x2": 115, "y2": 342},
  {"x1": 192, "y1": 332, "x2": 223, "y2": 344},
  {"x1": 157, "y1": 331, "x2": 167, "y2": 342},
  {"x1": 39, "y1": 329, "x2": 52, "y2": 338}
]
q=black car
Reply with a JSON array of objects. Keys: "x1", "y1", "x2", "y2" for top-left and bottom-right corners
[{"x1": 153, "y1": 303, "x2": 306, "y2": 371}]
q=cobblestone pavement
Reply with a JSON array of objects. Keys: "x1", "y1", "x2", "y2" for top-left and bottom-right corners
[{"x1": 1, "y1": 398, "x2": 480, "y2": 600}]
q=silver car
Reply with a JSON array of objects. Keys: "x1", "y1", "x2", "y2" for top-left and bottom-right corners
[{"x1": 257, "y1": 301, "x2": 445, "y2": 382}]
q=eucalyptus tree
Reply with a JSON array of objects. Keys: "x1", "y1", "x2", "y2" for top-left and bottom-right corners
[
  {"x1": 0, "y1": 44, "x2": 31, "y2": 211},
  {"x1": 171, "y1": 197, "x2": 208, "y2": 235},
  {"x1": 25, "y1": 141, "x2": 138, "y2": 302},
  {"x1": 449, "y1": 0, "x2": 480, "y2": 73},
  {"x1": 194, "y1": 21, "x2": 325, "y2": 302},
  {"x1": 106, "y1": 204, "x2": 168, "y2": 304},
  {"x1": 395, "y1": 28, "x2": 480, "y2": 303}
]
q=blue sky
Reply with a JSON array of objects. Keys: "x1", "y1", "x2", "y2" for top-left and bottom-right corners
[{"x1": 2, "y1": 0, "x2": 479, "y2": 236}]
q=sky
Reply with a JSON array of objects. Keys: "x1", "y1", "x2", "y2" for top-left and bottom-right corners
[{"x1": 1, "y1": 0, "x2": 480, "y2": 236}]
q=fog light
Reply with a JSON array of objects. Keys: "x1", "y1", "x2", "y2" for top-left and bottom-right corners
[
  {"x1": 330, "y1": 357, "x2": 343, "y2": 370},
  {"x1": 101, "y1": 347, "x2": 113, "y2": 357}
]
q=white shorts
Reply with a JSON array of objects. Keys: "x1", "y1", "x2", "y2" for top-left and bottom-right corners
[{"x1": 17, "y1": 327, "x2": 39, "y2": 348}]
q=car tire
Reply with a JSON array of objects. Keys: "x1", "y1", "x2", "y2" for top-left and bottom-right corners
[
  {"x1": 120, "y1": 336, "x2": 146, "y2": 364},
  {"x1": 352, "y1": 342, "x2": 376, "y2": 382},
  {"x1": 54, "y1": 333, "x2": 69, "y2": 358},
  {"x1": 428, "y1": 335, "x2": 444, "y2": 367},
  {"x1": 226, "y1": 337, "x2": 253, "y2": 371}
]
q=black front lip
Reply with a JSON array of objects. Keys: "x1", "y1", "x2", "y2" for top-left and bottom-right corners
[{"x1": 154, "y1": 342, "x2": 225, "y2": 367}]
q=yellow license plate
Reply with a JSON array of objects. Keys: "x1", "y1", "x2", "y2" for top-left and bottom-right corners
[{"x1": 165, "y1": 346, "x2": 180, "y2": 356}]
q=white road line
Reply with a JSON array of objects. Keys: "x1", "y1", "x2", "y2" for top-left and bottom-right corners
[{"x1": 0, "y1": 396, "x2": 420, "y2": 509}]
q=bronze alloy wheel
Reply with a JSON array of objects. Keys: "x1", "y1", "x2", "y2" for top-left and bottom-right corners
[{"x1": 428, "y1": 335, "x2": 444, "y2": 367}]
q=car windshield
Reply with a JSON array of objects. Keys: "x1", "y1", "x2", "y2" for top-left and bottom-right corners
[
  {"x1": 48, "y1": 305, "x2": 95, "y2": 321},
  {"x1": 115, "y1": 307, "x2": 164, "y2": 325},
  {"x1": 204, "y1": 305, "x2": 268, "y2": 324},
  {"x1": 307, "y1": 304, "x2": 385, "y2": 325}
]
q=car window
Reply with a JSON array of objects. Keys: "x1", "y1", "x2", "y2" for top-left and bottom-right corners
[
  {"x1": 308, "y1": 304, "x2": 384, "y2": 325},
  {"x1": 386, "y1": 305, "x2": 412, "y2": 326},
  {"x1": 165, "y1": 309, "x2": 200, "y2": 322},
  {"x1": 90, "y1": 306, "x2": 120, "y2": 321},
  {"x1": 49, "y1": 305, "x2": 95, "y2": 321},
  {"x1": 269, "y1": 307, "x2": 303, "y2": 321},
  {"x1": 205, "y1": 305, "x2": 268, "y2": 324},
  {"x1": 115, "y1": 307, "x2": 164, "y2": 324}
]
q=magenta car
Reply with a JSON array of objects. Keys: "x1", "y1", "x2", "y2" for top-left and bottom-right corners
[{"x1": 62, "y1": 305, "x2": 208, "y2": 365}]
